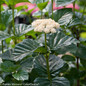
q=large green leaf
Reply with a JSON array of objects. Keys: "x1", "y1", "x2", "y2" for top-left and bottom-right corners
[
  {"x1": 74, "y1": 45, "x2": 86, "y2": 60},
  {"x1": 12, "y1": 70, "x2": 28, "y2": 81},
  {"x1": 12, "y1": 24, "x2": 33, "y2": 37},
  {"x1": 20, "y1": 57, "x2": 34, "y2": 72},
  {"x1": 80, "y1": 59, "x2": 86, "y2": 69},
  {"x1": 55, "y1": 0, "x2": 75, "y2": 7},
  {"x1": 12, "y1": 39, "x2": 40, "y2": 61},
  {"x1": 34, "y1": 77, "x2": 70, "y2": 86},
  {"x1": 1, "y1": 10, "x2": 17, "y2": 28},
  {"x1": 34, "y1": 54, "x2": 64, "y2": 77},
  {"x1": 34, "y1": 54, "x2": 70, "y2": 85},
  {"x1": 0, "y1": 77, "x2": 4, "y2": 84},
  {"x1": 67, "y1": 18, "x2": 82, "y2": 27},
  {"x1": 47, "y1": 30, "x2": 78, "y2": 54},
  {"x1": 0, "y1": 49, "x2": 14, "y2": 60},
  {"x1": 62, "y1": 55, "x2": 75, "y2": 61},
  {"x1": 1, "y1": 61, "x2": 19, "y2": 72},
  {"x1": 0, "y1": 31, "x2": 12, "y2": 41},
  {"x1": 67, "y1": 12, "x2": 85, "y2": 27},
  {"x1": 53, "y1": 8, "x2": 73, "y2": 25}
]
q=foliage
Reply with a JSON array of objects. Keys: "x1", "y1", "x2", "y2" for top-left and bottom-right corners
[{"x1": 0, "y1": 0, "x2": 86, "y2": 86}]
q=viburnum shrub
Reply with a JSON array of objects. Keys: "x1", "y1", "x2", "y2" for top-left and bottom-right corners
[{"x1": 0, "y1": 0, "x2": 86, "y2": 86}]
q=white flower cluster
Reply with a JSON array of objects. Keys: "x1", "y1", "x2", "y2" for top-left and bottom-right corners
[{"x1": 32, "y1": 18, "x2": 60, "y2": 33}]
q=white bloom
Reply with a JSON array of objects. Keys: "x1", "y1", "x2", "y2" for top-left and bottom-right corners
[
  {"x1": 34, "y1": 25, "x2": 44, "y2": 32},
  {"x1": 32, "y1": 18, "x2": 60, "y2": 33},
  {"x1": 46, "y1": 25, "x2": 54, "y2": 28},
  {"x1": 51, "y1": 28, "x2": 56, "y2": 33},
  {"x1": 44, "y1": 28, "x2": 50, "y2": 33},
  {"x1": 34, "y1": 27, "x2": 38, "y2": 32},
  {"x1": 55, "y1": 23, "x2": 60, "y2": 28}
]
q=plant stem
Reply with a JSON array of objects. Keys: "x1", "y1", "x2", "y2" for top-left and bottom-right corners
[
  {"x1": 12, "y1": 6, "x2": 17, "y2": 44},
  {"x1": 73, "y1": 1, "x2": 75, "y2": 17},
  {"x1": 1, "y1": 40, "x2": 4, "y2": 53},
  {"x1": 41, "y1": 10, "x2": 43, "y2": 19},
  {"x1": 45, "y1": 33, "x2": 47, "y2": 50},
  {"x1": 76, "y1": 29, "x2": 80, "y2": 86},
  {"x1": 28, "y1": 14, "x2": 32, "y2": 24},
  {"x1": 12, "y1": 6, "x2": 15, "y2": 36},
  {"x1": 73, "y1": 1, "x2": 80, "y2": 86},
  {"x1": 51, "y1": 0, "x2": 53, "y2": 19},
  {"x1": 76, "y1": 56, "x2": 79, "y2": 86},
  {"x1": 45, "y1": 33, "x2": 51, "y2": 81},
  {"x1": 46, "y1": 55, "x2": 51, "y2": 80},
  {"x1": 0, "y1": 3, "x2": 1, "y2": 22},
  {"x1": 0, "y1": 4, "x2": 4, "y2": 53},
  {"x1": 81, "y1": 5, "x2": 86, "y2": 20}
]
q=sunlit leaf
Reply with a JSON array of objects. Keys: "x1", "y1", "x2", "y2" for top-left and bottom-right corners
[
  {"x1": 12, "y1": 24, "x2": 33, "y2": 37},
  {"x1": 12, "y1": 39, "x2": 40, "y2": 61},
  {"x1": 53, "y1": 8, "x2": 73, "y2": 25},
  {"x1": 12, "y1": 70, "x2": 28, "y2": 81},
  {"x1": 47, "y1": 30, "x2": 78, "y2": 54}
]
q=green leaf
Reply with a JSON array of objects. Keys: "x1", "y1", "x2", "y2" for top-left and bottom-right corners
[
  {"x1": 20, "y1": 57, "x2": 34, "y2": 72},
  {"x1": 74, "y1": 45, "x2": 86, "y2": 60},
  {"x1": 79, "y1": 0, "x2": 86, "y2": 6},
  {"x1": 26, "y1": 30, "x2": 37, "y2": 39},
  {"x1": 0, "y1": 58, "x2": 3, "y2": 64},
  {"x1": 67, "y1": 18, "x2": 82, "y2": 27},
  {"x1": 1, "y1": 10, "x2": 17, "y2": 28},
  {"x1": 12, "y1": 24, "x2": 33, "y2": 37},
  {"x1": 80, "y1": 59, "x2": 86, "y2": 69},
  {"x1": 32, "y1": 11, "x2": 44, "y2": 18},
  {"x1": 53, "y1": 8, "x2": 73, "y2": 25},
  {"x1": 4, "y1": 0, "x2": 28, "y2": 6},
  {"x1": 37, "y1": 1, "x2": 48, "y2": 10},
  {"x1": 0, "y1": 77, "x2": 4, "y2": 84},
  {"x1": 12, "y1": 39, "x2": 40, "y2": 61},
  {"x1": 62, "y1": 55, "x2": 75, "y2": 61},
  {"x1": 0, "y1": 31, "x2": 12, "y2": 41},
  {"x1": 34, "y1": 77, "x2": 70, "y2": 86},
  {"x1": 34, "y1": 54, "x2": 64, "y2": 77},
  {"x1": 34, "y1": 46, "x2": 47, "y2": 53},
  {"x1": 1, "y1": 61, "x2": 19, "y2": 72},
  {"x1": 55, "y1": 0, "x2": 75, "y2": 7},
  {"x1": 0, "y1": 0, "x2": 4, "y2": 4},
  {"x1": 0, "y1": 49, "x2": 14, "y2": 60},
  {"x1": 47, "y1": 30, "x2": 78, "y2": 54},
  {"x1": 12, "y1": 70, "x2": 28, "y2": 81},
  {"x1": 67, "y1": 12, "x2": 84, "y2": 27}
]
